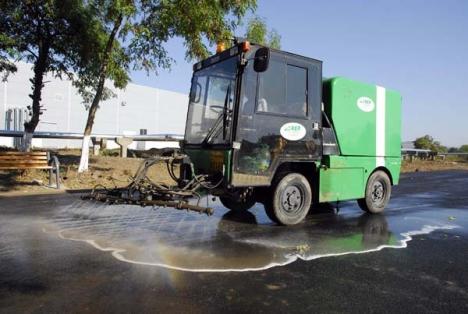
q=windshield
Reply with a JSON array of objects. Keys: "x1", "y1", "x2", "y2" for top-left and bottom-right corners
[{"x1": 185, "y1": 57, "x2": 237, "y2": 145}]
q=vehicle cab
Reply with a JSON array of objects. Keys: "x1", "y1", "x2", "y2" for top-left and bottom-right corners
[{"x1": 183, "y1": 41, "x2": 323, "y2": 188}]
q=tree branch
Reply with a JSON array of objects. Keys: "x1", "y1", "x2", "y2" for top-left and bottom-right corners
[{"x1": 25, "y1": 47, "x2": 38, "y2": 59}]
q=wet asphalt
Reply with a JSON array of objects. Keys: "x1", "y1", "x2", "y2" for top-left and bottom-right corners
[{"x1": 1, "y1": 170, "x2": 468, "y2": 313}]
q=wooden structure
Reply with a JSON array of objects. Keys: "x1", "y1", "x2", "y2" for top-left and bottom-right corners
[{"x1": 0, "y1": 151, "x2": 60, "y2": 189}]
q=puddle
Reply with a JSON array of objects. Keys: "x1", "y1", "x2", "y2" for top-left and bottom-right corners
[{"x1": 43, "y1": 197, "x2": 463, "y2": 272}]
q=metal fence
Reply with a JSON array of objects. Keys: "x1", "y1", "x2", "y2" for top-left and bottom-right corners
[
  {"x1": 0, "y1": 130, "x2": 184, "y2": 156},
  {"x1": 401, "y1": 148, "x2": 468, "y2": 161}
]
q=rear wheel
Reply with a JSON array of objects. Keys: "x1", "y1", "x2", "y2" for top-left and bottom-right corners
[
  {"x1": 264, "y1": 173, "x2": 312, "y2": 225},
  {"x1": 220, "y1": 195, "x2": 256, "y2": 212},
  {"x1": 358, "y1": 170, "x2": 391, "y2": 214}
]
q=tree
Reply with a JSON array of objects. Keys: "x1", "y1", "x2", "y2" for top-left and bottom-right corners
[
  {"x1": 77, "y1": 0, "x2": 257, "y2": 172},
  {"x1": 245, "y1": 16, "x2": 281, "y2": 49},
  {"x1": 414, "y1": 135, "x2": 447, "y2": 153},
  {"x1": 0, "y1": 57, "x2": 17, "y2": 81},
  {"x1": 459, "y1": 145, "x2": 468, "y2": 153},
  {"x1": 0, "y1": 31, "x2": 18, "y2": 80},
  {"x1": 0, "y1": 0, "x2": 97, "y2": 151}
]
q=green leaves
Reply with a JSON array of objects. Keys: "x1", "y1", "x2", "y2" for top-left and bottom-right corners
[
  {"x1": 0, "y1": 57, "x2": 17, "y2": 81},
  {"x1": 414, "y1": 135, "x2": 447, "y2": 153},
  {"x1": 134, "y1": 0, "x2": 256, "y2": 62},
  {"x1": 245, "y1": 15, "x2": 281, "y2": 49},
  {"x1": 459, "y1": 145, "x2": 468, "y2": 153},
  {"x1": 0, "y1": 0, "x2": 97, "y2": 79},
  {"x1": 75, "y1": 0, "x2": 257, "y2": 108},
  {"x1": 1, "y1": 0, "x2": 258, "y2": 97},
  {"x1": 1, "y1": 0, "x2": 258, "y2": 132}
]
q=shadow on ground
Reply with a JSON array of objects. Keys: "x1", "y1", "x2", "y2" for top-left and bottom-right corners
[{"x1": 0, "y1": 171, "x2": 47, "y2": 192}]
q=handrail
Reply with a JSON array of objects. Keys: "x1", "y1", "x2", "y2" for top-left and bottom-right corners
[{"x1": 0, "y1": 130, "x2": 184, "y2": 141}]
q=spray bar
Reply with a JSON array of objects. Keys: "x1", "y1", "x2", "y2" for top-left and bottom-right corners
[
  {"x1": 82, "y1": 154, "x2": 219, "y2": 216},
  {"x1": 82, "y1": 192, "x2": 213, "y2": 215}
]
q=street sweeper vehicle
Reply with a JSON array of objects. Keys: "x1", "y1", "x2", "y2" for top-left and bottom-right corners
[{"x1": 86, "y1": 40, "x2": 402, "y2": 225}]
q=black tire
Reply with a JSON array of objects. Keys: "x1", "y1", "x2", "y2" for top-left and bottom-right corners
[
  {"x1": 264, "y1": 173, "x2": 312, "y2": 225},
  {"x1": 358, "y1": 170, "x2": 391, "y2": 214},
  {"x1": 220, "y1": 195, "x2": 256, "y2": 212}
]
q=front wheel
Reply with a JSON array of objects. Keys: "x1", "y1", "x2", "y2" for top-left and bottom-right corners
[
  {"x1": 264, "y1": 173, "x2": 312, "y2": 225},
  {"x1": 358, "y1": 170, "x2": 392, "y2": 214}
]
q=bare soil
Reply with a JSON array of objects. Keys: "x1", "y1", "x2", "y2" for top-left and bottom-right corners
[
  {"x1": 0, "y1": 149, "x2": 175, "y2": 194},
  {"x1": 401, "y1": 159, "x2": 468, "y2": 173}
]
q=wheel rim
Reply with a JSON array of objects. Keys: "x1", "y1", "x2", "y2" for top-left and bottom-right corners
[
  {"x1": 280, "y1": 185, "x2": 304, "y2": 215},
  {"x1": 371, "y1": 180, "x2": 386, "y2": 205}
]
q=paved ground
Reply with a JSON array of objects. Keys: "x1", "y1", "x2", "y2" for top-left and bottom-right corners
[{"x1": 1, "y1": 170, "x2": 468, "y2": 313}]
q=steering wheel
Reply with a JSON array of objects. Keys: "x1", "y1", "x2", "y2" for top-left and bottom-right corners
[
  {"x1": 209, "y1": 105, "x2": 225, "y2": 112},
  {"x1": 209, "y1": 105, "x2": 233, "y2": 113}
]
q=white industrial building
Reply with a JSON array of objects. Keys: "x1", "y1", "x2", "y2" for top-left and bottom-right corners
[{"x1": 0, "y1": 62, "x2": 189, "y2": 149}]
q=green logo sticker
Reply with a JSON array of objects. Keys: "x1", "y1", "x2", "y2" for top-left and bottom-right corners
[
  {"x1": 280, "y1": 122, "x2": 306, "y2": 141},
  {"x1": 357, "y1": 96, "x2": 375, "y2": 112}
]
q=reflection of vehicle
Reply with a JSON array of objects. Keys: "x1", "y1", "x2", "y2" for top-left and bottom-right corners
[
  {"x1": 88, "y1": 39, "x2": 401, "y2": 226},
  {"x1": 357, "y1": 214, "x2": 392, "y2": 249},
  {"x1": 217, "y1": 210, "x2": 395, "y2": 254}
]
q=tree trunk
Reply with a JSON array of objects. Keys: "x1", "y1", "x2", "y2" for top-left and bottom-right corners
[
  {"x1": 78, "y1": 14, "x2": 123, "y2": 172},
  {"x1": 21, "y1": 41, "x2": 50, "y2": 152},
  {"x1": 77, "y1": 90, "x2": 101, "y2": 172}
]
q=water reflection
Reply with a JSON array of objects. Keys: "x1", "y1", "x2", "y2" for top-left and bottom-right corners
[
  {"x1": 217, "y1": 209, "x2": 394, "y2": 259},
  {"x1": 43, "y1": 199, "x2": 457, "y2": 272}
]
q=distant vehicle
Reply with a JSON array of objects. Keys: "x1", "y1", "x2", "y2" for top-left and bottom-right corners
[{"x1": 88, "y1": 40, "x2": 402, "y2": 226}]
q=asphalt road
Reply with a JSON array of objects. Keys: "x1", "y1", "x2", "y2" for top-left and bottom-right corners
[{"x1": 1, "y1": 170, "x2": 468, "y2": 313}]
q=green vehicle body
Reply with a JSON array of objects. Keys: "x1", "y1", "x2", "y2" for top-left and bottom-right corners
[
  {"x1": 319, "y1": 77, "x2": 401, "y2": 202},
  {"x1": 182, "y1": 42, "x2": 401, "y2": 222},
  {"x1": 184, "y1": 78, "x2": 401, "y2": 202}
]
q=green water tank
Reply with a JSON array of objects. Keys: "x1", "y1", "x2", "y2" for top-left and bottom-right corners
[{"x1": 322, "y1": 77, "x2": 401, "y2": 158}]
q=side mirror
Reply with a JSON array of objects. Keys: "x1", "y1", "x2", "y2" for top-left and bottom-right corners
[{"x1": 253, "y1": 47, "x2": 270, "y2": 72}]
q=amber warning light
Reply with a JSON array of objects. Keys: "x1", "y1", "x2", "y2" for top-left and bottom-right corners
[
  {"x1": 216, "y1": 42, "x2": 226, "y2": 53},
  {"x1": 241, "y1": 41, "x2": 250, "y2": 52}
]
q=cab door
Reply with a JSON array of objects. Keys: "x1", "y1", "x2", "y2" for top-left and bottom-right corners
[{"x1": 231, "y1": 51, "x2": 322, "y2": 187}]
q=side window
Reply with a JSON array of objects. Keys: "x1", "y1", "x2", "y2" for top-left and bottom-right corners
[
  {"x1": 239, "y1": 61, "x2": 257, "y2": 115},
  {"x1": 256, "y1": 59, "x2": 308, "y2": 117},
  {"x1": 286, "y1": 65, "x2": 308, "y2": 117},
  {"x1": 256, "y1": 58, "x2": 286, "y2": 114}
]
